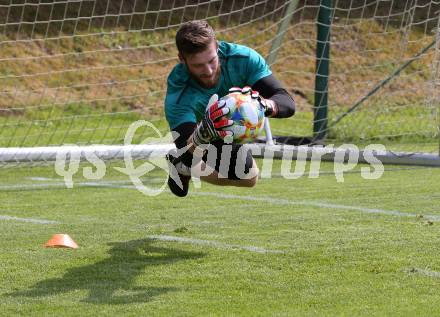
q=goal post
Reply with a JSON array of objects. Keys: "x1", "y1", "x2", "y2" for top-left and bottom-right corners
[{"x1": 313, "y1": 0, "x2": 331, "y2": 141}]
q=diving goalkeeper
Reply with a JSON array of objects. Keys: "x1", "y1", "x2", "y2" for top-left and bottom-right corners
[{"x1": 165, "y1": 20, "x2": 295, "y2": 197}]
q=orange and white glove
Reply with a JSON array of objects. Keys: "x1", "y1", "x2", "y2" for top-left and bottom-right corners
[
  {"x1": 191, "y1": 94, "x2": 234, "y2": 146},
  {"x1": 228, "y1": 86, "x2": 277, "y2": 117}
]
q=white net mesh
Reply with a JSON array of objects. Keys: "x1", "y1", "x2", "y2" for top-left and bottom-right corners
[
  {"x1": 270, "y1": 0, "x2": 440, "y2": 153},
  {"x1": 0, "y1": 0, "x2": 288, "y2": 150},
  {"x1": 0, "y1": 0, "x2": 439, "y2": 165}
]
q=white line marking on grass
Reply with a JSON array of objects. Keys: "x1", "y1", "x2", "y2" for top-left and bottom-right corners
[
  {"x1": 26, "y1": 177, "x2": 166, "y2": 184},
  {"x1": 0, "y1": 214, "x2": 59, "y2": 224},
  {"x1": 407, "y1": 268, "x2": 440, "y2": 278},
  {"x1": 0, "y1": 183, "x2": 66, "y2": 190},
  {"x1": 27, "y1": 177, "x2": 59, "y2": 181},
  {"x1": 0, "y1": 179, "x2": 158, "y2": 191},
  {"x1": 194, "y1": 192, "x2": 440, "y2": 222},
  {"x1": 267, "y1": 166, "x2": 433, "y2": 178},
  {"x1": 148, "y1": 235, "x2": 284, "y2": 254}
]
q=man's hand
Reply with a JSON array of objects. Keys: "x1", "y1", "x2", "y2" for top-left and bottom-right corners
[
  {"x1": 228, "y1": 86, "x2": 278, "y2": 117},
  {"x1": 191, "y1": 94, "x2": 233, "y2": 146}
]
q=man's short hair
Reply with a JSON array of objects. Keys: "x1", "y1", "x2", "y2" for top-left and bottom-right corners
[{"x1": 176, "y1": 20, "x2": 216, "y2": 57}]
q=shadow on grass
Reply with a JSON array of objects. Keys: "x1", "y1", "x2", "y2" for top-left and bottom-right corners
[{"x1": 7, "y1": 238, "x2": 205, "y2": 304}]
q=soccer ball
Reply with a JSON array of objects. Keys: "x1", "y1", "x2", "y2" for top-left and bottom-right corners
[{"x1": 220, "y1": 91, "x2": 265, "y2": 144}]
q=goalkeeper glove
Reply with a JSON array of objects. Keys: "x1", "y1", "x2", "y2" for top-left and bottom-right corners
[
  {"x1": 228, "y1": 86, "x2": 277, "y2": 117},
  {"x1": 191, "y1": 94, "x2": 234, "y2": 146}
]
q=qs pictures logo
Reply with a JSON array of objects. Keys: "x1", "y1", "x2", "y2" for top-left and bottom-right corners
[
  {"x1": 114, "y1": 120, "x2": 172, "y2": 196},
  {"x1": 55, "y1": 120, "x2": 173, "y2": 196}
]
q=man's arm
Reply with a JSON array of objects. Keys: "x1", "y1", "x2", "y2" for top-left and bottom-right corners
[
  {"x1": 172, "y1": 122, "x2": 198, "y2": 165},
  {"x1": 251, "y1": 74, "x2": 295, "y2": 118}
]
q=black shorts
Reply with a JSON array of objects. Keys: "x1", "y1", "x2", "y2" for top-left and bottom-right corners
[
  {"x1": 172, "y1": 123, "x2": 255, "y2": 180},
  {"x1": 199, "y1": 140, "x2": 255, "y2": 180}
]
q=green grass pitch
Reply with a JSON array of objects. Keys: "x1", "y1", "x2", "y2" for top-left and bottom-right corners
[{"x1": 0, "y1": 159, "x2": 440, "y2": 316}]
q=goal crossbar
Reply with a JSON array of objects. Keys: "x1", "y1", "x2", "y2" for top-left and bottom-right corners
[{"x1": 1, "y1": 144, "x2": 439, "y2": 167}]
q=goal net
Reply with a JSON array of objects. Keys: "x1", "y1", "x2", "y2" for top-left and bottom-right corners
[{"x1": 0, "y1": 0, "x2": 439, "y2": 167}]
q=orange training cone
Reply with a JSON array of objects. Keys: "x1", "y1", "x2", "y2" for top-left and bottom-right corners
[{"x1": 44, "y1": 234, "x2": 78, "y2": 249}]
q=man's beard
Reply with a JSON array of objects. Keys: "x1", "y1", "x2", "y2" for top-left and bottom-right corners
[{"x1": 190, "y1": 66, "x2": 220, "y2": 89}]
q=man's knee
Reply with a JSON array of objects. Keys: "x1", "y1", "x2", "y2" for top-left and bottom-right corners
[
  {"x1": 244, "y1": 175, "x2": 258, "y2": 187},
  {"x1": 238, "y1": 166, "x2": 259, "y2": 187}
]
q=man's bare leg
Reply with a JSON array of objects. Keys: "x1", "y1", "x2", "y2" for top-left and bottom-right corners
[{"x1": 192, "y1": 158, "x2": 259, "y2": 187}]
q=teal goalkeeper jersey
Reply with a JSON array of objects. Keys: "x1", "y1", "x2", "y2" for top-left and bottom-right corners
[{"x1": 164, "y1": 41, "x2": 272, "y2": 130}]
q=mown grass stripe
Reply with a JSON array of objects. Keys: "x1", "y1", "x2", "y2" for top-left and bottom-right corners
[
  {"x1": 2, "y1": 181, "x2": 438, "y2": 222},
  {"x1": 195, "y1": 192, "x2": 440, "y2": 221}
]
